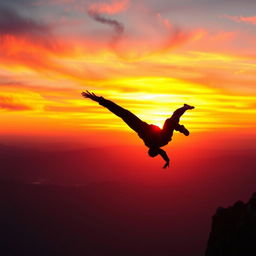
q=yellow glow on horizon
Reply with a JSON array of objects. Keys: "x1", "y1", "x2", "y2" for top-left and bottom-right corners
[{"x1": 1, "y1": 39, "x2": 256, "y2": 137}]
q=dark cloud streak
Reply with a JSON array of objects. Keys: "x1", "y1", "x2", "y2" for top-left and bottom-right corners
[{"x1": 88, "y1": 10, "x2": 124, "y2": 44}]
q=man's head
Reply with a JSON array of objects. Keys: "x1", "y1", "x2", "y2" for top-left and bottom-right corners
[{"x1": 148, "y1": 147, "x2": 160, "y2": 157}]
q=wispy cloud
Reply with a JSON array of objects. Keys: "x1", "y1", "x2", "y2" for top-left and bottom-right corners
[
  {"x1": 225, "y1": 15, "x2": 256, "y2": 25},
  {"x1": 88, "y1": 0, "x2": 129, "y2": 15},
  {"x1": 87, "y1": 0, "x2": 130, "y2": 45},
  {"x1": 0, "y1": 95, "x2": 33, "y2": 111}
]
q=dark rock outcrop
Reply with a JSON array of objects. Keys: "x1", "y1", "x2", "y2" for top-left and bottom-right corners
[{"x1": 205, "y1": 193, "x2": 256, "y2": 256}]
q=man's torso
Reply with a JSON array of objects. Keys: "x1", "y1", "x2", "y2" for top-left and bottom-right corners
[{"x1": 138, "y1": 124, "x2": 173, "y2": 148}]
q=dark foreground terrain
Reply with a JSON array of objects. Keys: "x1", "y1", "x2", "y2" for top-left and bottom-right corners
[
  {"x1": 206, "y1": 193, "x2": 256, "y2": 256},
  {"x1": 0, "y1": 139, "x2": 255, "y2": 256}
]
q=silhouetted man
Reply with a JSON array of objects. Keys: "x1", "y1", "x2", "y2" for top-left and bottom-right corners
[{"x1": 82, "y1": 91, "x2": 194, "y2": 168}]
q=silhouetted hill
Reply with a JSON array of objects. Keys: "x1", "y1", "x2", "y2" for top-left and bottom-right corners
[{"x1": 205, "y1": 193, "x2": 256, "y2": 256}]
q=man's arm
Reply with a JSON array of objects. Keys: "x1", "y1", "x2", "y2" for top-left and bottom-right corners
[
  {"x1": 158, "y1": 149, "x2": 170, "y2": 169},
  {"x1": 82, "y1": 90, "x2": 147, "y2": 134}
]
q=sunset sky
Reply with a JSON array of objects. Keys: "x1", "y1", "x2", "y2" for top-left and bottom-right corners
[
  {"x1": 1, "y1": 0, "x2": 256, "y2": 143},
  {"x1": 1, "y1": 3, "x2": 256, "y2": 254}
]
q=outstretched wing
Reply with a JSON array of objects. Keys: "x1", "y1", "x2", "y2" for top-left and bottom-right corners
[{"x1": 82, "y1": 91, "x2": 149, "y2": 134}]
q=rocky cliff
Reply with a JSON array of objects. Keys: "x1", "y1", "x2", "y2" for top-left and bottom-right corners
[{"x1": 205, "y1": 193, "x2": 256, "y2": 256}]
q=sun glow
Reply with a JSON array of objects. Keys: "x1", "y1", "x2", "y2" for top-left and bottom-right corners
[{"x1": 0, "y1": 0, "x2": 256, "y2": 138}]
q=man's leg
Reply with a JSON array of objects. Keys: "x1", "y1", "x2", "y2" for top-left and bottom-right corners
[
  {"x1": 162, "y1": 104, "x2": 194, "y2": 137},
  {"x1": 170, "y1": 104, "x2": 194, "y2": 124}
]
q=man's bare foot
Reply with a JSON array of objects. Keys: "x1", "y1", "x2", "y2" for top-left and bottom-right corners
[{"x1": 184, "y1": 104, "x2": 195, "y2": 110}]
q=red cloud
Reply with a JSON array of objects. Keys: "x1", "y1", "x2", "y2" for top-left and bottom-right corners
[
  {"x1": 225, "y1": 15, "x2": 256, "y2": 25},
  {"x1": 88, "y1": 0, "x2": 129, "y2": 15},
  {"x1": 0, "y1": 96, "x2": 33, "y2": 111}
]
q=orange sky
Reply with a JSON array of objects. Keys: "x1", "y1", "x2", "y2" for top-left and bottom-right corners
[{"x1": 1, "y1": 0, "x2": 256, "y2": 143}]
